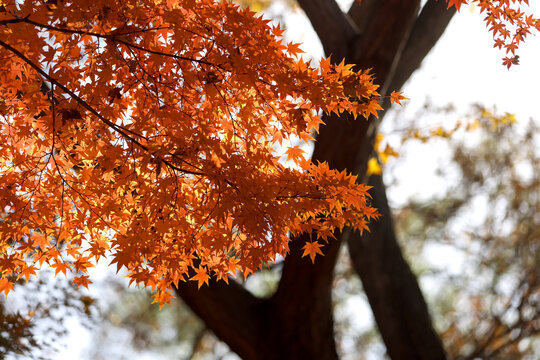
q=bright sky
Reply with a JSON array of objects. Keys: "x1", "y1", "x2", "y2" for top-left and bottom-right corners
[{"x1": 48, "y1": 2, "x2": 540, "y2": 359}]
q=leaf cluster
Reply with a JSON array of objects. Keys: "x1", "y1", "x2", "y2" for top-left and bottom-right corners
[
  {"x1": 447, "y1": 0, "x2": 540, "y2": 68},
  {"x1": 0, "y1": 0, "x2": 388, "y2": 305}
]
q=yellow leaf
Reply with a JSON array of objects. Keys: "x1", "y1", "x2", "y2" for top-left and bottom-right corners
[{"x1": 366, "y1": 157, "x2": 382, "y2": 176}]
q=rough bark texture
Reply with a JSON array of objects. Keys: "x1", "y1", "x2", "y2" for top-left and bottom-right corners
[
  {"x1": 174, "y1": 1, "x2": 456, "y2": 359},
  {"x1": 175, "y1": 278, "x2": 266, "y2": 360},
  {"x1": 347, "y1": 176, "x2": 447, "y2": 360}
]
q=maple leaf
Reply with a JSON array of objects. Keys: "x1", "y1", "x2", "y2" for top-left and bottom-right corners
[
  {"x1": 502, "y1": 55, "x2": 519, "y2": 69},
  {"x1": 73, "y1": 275, "x2": 91, "y2": 289},
  {"x1": 316, "y1": 227, "x2": 336, "y2": 242},
  {"x1": 366, "y1": 157, "x2": 382, "y2": 176},
  {"x1": 302, "y1": 241, "x2": 324, "y2": 263},
  {"x1": 0, "y1": 279, "x2": 14, "y2": 296},
  {"x1": 191, "y1": 267, "x2": 210, "y2": 288},
  {"x1": 17, "y1": 266, "x2": 37, "y2": 282},
  {"x1": 51, "y1": 262, "x2": 71, "y2": 277},
  {"x1": 284, "y1": 145, "x2": 306, "y2": 162},
  {"x1": 286, "y1": 42, "x2": 303, "y2": 56},
  {"x1": 152, "y1": 290, "x2": 174, "y2": 309},
  {"x1": 390, "y1": 91, "x2": 407, "y2": 105},
  {"x1": 446, "y1": 0, "x2": 467, "y2": 11}
]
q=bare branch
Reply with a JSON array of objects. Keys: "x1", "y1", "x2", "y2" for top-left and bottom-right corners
[
  {"x1": 389, "y1": 0, "x2": 457, "y2": 92},
  {"x1": 296, "y1": 0, "x2": 358, "y2": 59},
  {"x1": 347, "y1": 0, "x2": 379, "y2": 36},
  {"x1": 174, "y1": 279, "x2": 266, "y2": 360}
]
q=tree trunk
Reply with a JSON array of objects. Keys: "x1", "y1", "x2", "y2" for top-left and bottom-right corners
[{"x1": 347, "y1": 175, "x2": 447, "y2": 360}]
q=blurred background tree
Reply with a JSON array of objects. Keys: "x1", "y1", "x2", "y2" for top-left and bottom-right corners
[{"x1": 1, "y1": 272, "x2": 95, "y2": 359}]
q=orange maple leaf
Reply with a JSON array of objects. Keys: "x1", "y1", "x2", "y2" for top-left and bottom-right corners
[
  {"x1": 390, "y1": 91, "x2": 407, "y2": 105},
  {"x1": 284, "y1": 145, "x2": 305, "y2": 162},
  {"x1": 0, "y1": 279, "x2": 14, "y2": 296},
  {"x1": 17, "y1": 266, "x2": 38, "y2": 282},
  {"x1": 302, "y1": 241, "x2": 324, "y2": 263},
  {"x1": 191, "y1": 267, "x2": 210, "y2": 288},
  {"x1": 446, "y1": 0, "x2": 467, "y2": 11},
  {"x1": 73, "y1": 275, "x2": 91, "y2": 289}
]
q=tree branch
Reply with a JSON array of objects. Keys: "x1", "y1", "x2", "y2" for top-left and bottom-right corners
[
  {"x1": 388, "y1": 0, "x2": 457, "y2": 92},
  {"x1": 174, "y1": 279, "x2": 266, "y2": 360},
  {"x1": 347, "y1": 0, "x2": 421, "y2": 96},
  {"x1": 296, "y1": 0, "x2": 358, "y2": 60},
  {"x1": 347, "y1": 0, "x2": 380, "y2": 36}
]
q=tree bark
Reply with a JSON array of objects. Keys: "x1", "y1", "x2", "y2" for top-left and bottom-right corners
[
  {"x1": 175, "y1": 277, "x2": 266, "y2": 360},
  {"x1": 269, "y1": 232, "x2": 342, "y2": 360},
  {"x1": 299, "y1": 2, "x2": 448, "y2": 359},
  {"x1": 347, "y1": 175, "x2": 447, "y2": 360}
]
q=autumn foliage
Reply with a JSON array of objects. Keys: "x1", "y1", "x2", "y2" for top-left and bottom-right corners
[
  {"x1": 0, "y1": 0, "x2": 387, "y2": 305},
  {"x1": 447, "y1": 0, "x2": 540, "y2": 68},
  {"x1": 0, "y1": 0, "x2": 538, "y2": 307}
]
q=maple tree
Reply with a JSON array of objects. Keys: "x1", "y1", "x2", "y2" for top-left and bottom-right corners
[
  {"x1": 0, "y1": 0, "x2": 539, "y2": 359},
  {"x1": 0, "y1": 0, "x2": 384, "y2": 305}
]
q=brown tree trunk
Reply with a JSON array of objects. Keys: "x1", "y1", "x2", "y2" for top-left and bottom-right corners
[
  {"x1": 175, "y1": 1, "x2": 456, "y2": 358},
  {"x1": 347, "y1": 175, "x2": 447, "y2": 360}
]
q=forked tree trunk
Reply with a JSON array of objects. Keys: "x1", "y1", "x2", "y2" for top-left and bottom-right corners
[{"x1": 175, "y1": 1, "x2": 455, "y2": 359}]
